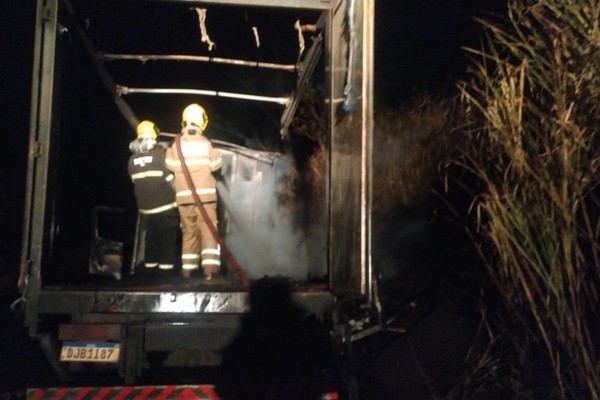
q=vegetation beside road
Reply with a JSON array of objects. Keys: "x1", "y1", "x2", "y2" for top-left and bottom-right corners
[{"x1": 443, "y1": 1, "x2": 600, "y2": 398}]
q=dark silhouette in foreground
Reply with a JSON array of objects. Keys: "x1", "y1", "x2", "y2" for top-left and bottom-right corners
[{"x1": 218, "y1": 277, "x2": 335, "y2": 400}]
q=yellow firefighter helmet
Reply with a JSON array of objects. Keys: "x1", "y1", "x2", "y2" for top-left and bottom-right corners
[
  {"x1": 182, "y1": 103, "x2": 209, "y2": 131},
  {"x1": 136, "y1": 120, "x2": 159, "y2": 139}
]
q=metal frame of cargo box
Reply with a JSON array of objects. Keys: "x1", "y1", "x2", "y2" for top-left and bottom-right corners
[{"x1": 19, "y1": 0, "x2": 374, "y2": 387}]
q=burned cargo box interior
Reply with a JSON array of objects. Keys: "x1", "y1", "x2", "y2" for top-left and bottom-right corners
[{"x1": 42, "y1": 0, "x2": 329, "y2": 287}]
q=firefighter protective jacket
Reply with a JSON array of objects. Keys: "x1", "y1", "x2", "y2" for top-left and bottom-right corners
[
  {"x1": 128, "y1": 147, "x2": 177, "y2": 214},
  {"x1": 165, "y1": 133, "x2": 222, "y2": 205}
]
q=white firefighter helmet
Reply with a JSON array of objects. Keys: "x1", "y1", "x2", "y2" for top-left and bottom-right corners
[
  {"x1": 182, "y1": 103, "x2": 209, "y2": 131},
  {"x1": 136, "y1": 120, "x2": 159, "y2": 139}
]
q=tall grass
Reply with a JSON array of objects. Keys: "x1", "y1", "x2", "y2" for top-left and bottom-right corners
[{"x1": 453, "y1": 0, "x2": 600, "y2": 398}]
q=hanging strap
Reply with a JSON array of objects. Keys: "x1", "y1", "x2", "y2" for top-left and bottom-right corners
[{"x1": 175, "y1": 135, "x2": 250, "y2": 290}]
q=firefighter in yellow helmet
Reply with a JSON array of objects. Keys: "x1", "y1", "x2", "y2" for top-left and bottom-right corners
[
  {"x1": 165, "y1": 104, "x2": 223, "y2": 279},
  {"x1": 128, "y1": 120, "x2": 179, "y2": 275}
]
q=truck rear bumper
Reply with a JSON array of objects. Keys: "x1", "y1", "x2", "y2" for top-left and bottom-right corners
[{"x1": 36, "y1": 286, "x2": 333, "y2": 315}]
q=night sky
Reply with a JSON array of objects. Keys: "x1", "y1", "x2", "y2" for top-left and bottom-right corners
[{"x1": 0, "y1": 0, "x2": 507, "y2": 283}]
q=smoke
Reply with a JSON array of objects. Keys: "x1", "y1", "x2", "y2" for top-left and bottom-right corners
[{"x1": 217, "y1": 147, "x2": 327, "y2": 281}]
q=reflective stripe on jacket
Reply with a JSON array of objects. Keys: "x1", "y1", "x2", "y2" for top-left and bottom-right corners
[
  {"x1": 165, "y1": 133, "x2": 222, "y2": 205},
  {"x1": 128, "y1": 147, "x2": 177, "y2": 213}
]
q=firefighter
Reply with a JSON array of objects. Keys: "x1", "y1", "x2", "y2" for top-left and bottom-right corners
[
  {"x1": 128, "y1": 120, "x2": 179, "y2": 274},
  {"x1": 165, "y1": 104, "x2": 223, "y2": 279}
]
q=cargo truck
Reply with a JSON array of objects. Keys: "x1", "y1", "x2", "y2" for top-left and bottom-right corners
[{"x1": 17, "y1": 0, "x2": 389, "y2": 395}]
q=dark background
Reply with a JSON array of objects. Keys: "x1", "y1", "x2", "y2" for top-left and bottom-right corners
[{"x1": 0, "y1": 0, "x2": 507, "y2": 394}]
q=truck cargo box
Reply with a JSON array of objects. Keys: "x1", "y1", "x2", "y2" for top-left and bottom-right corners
[{"x1": 18, "y1": 0, "x2": 375, "y2": 388}]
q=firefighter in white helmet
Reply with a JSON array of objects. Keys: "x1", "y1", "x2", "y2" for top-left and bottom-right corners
[
  {"x1": 128, "y1": 120, "x2": 179, "y2": 275},
  {"x1": 165, "y1": 104, "x2": 223, "y2": 279}
]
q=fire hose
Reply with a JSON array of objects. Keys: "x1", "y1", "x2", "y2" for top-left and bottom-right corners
[{"x1": 175, "y1": 135, "x2": 250, "y2": 290}]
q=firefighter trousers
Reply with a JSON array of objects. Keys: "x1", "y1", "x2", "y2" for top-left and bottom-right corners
[
  {"x1": 178, "y1": 202, "x2": 221, "y2": 276},
  {"x1": 141, "y1": 208, "x2": 179, "y2": 270}
]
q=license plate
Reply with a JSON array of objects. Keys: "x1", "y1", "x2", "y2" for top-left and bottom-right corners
[{"x1": 60, "y1": 342, "x2": 120, "y2": 363}]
